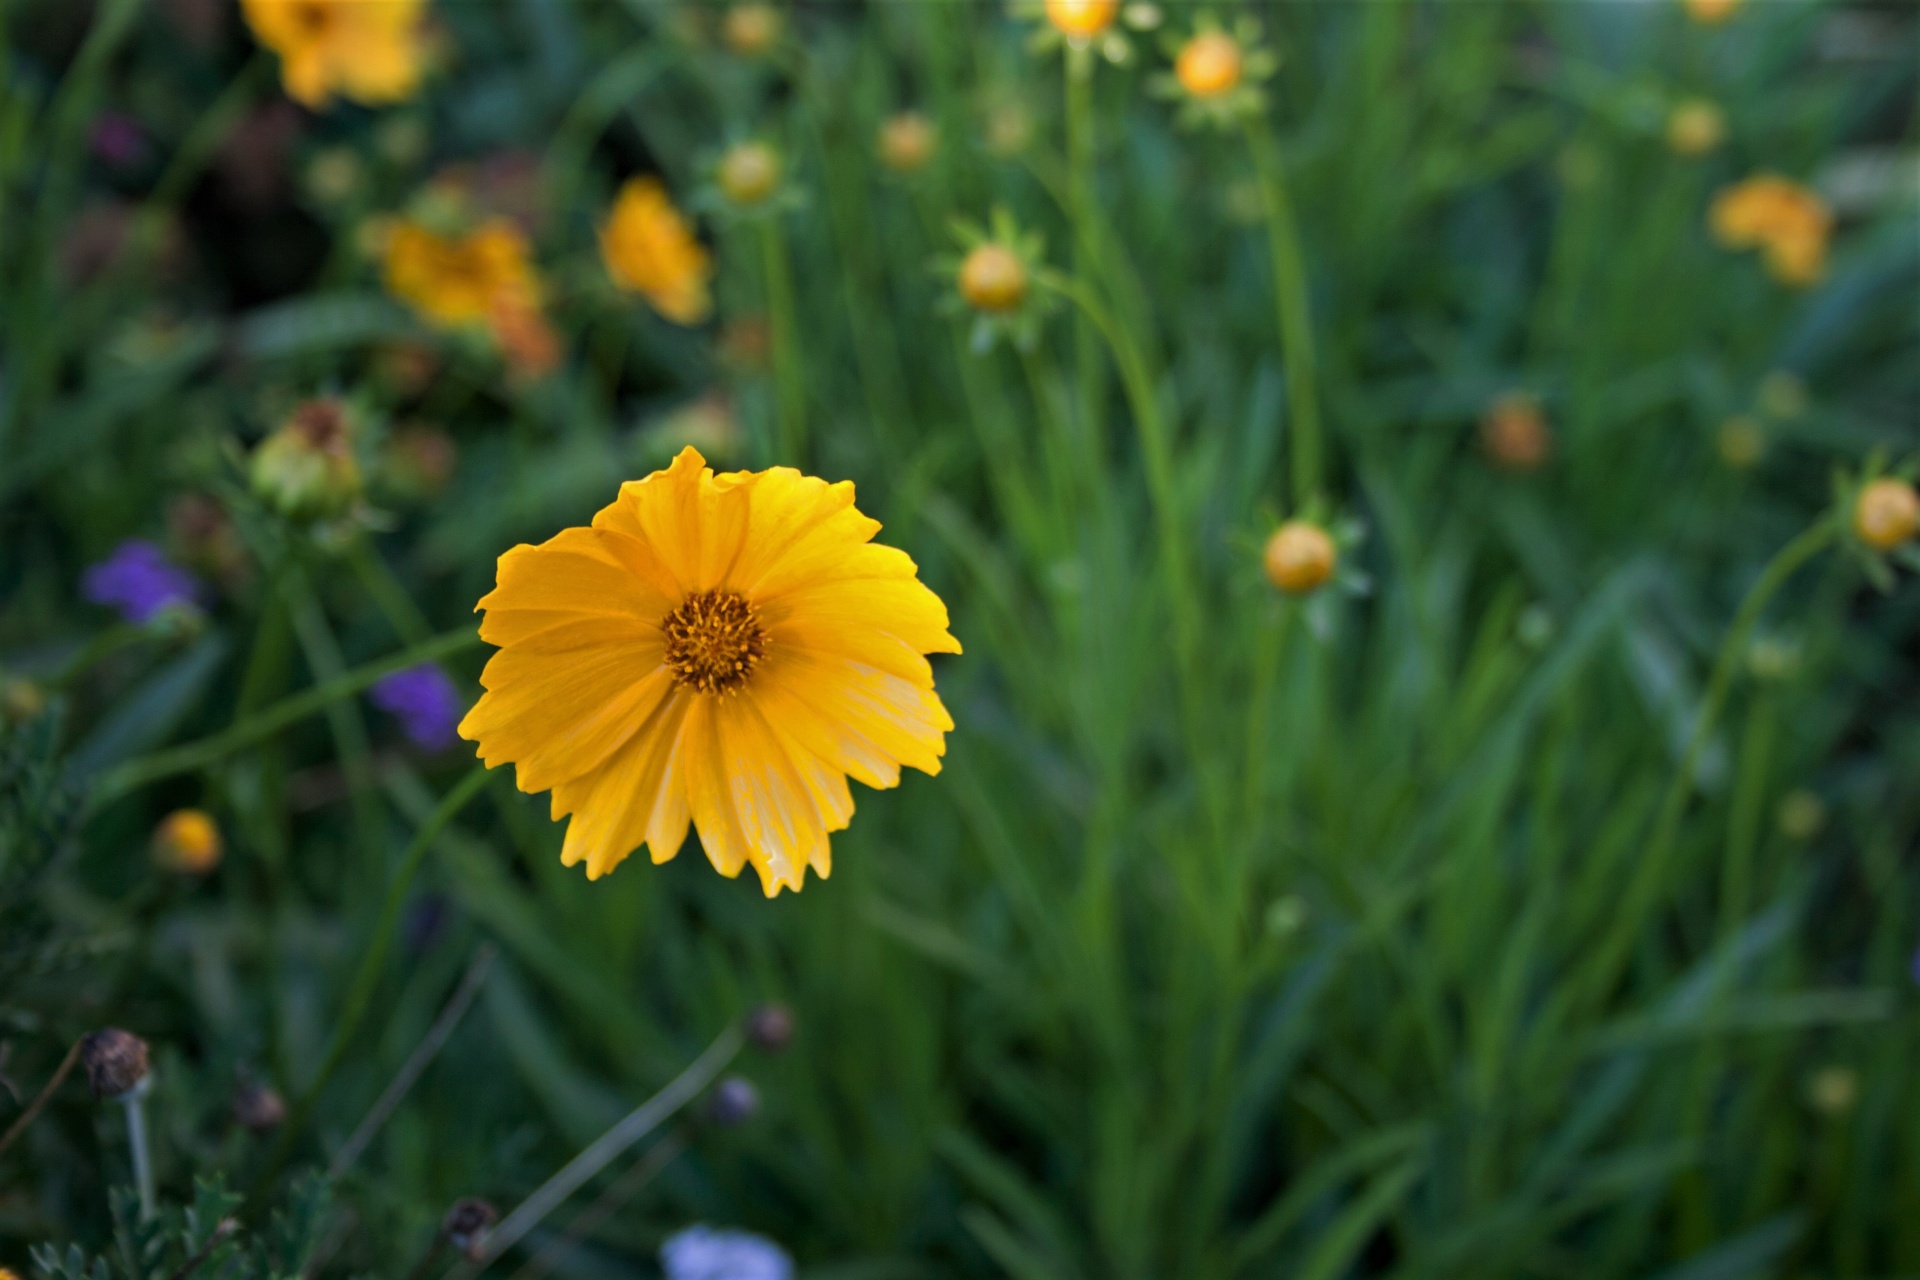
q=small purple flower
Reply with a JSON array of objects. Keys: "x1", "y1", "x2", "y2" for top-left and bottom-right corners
[
  {"x1": 370, "y1": 665, "x2": 462, "y2": 750},
  {"x1": 89, "y1": 112, "x2": 149, "y2": 169},
  {"x1": 82, "y1": 540, "x2": 201, "y2": 624},
  {"x1": 660, "y1": 1226, "x2": 792, "y2": 1280},
  {"x1": 1910, "y1": 943, "x2": 1920, "y2": 990}
]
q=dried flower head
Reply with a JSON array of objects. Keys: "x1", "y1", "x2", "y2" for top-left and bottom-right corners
[
  {"x1": 601, "y1": 176, "x2": 714, "y2": 326},
  {"x1": 251, "y1": 398, "x2": 363, "y2": 521},
  {"x1": 1263, "y1": 521, "x2": 1336, "y2": 595},
  {"x1": 442, "y1": 1198, "x2": 498, "y2": 1261},
  {"x1": 81, "y1": 1029, "x2": 150, "y2": 1099},
  {"x1": 232, "y1": 1081, "x2": 287, "y2": 1133},
  {"x1": 153, "y1": 809, "x2": 223, "y2": 875}
]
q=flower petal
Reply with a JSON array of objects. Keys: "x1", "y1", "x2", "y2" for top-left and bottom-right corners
[
  {"x1": 460, "y1": 642, "x2": 668, "y2": 791},
  {"x1": 554, "y1": 686, "x2": 694, "y2": 879}
]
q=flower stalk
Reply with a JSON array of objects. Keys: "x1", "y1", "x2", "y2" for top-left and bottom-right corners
[
  {"x1": 759, "y1": 218, "x2": 807, "y2": 463},
  {"x1": 1244, "y1": 111, "x2": 1324, "y2": 507}
]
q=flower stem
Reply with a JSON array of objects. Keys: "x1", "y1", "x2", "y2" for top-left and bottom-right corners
[
  {"x1": 248, "y1": 764, "x2": 492, "y2": 1203},
  {"x1": 1064, "y1": 43, "x2": 1106, "y2": 442},
  {"x1": 1588, "y1": 519, "x2": 1836, "y2": 998},
  {"x1": 758, "y1": 218, "x2": 807, "y2": 464},
  {"x1": 1244, "y1": 112, "x2": 1324, "y2": 508},
  {"x1": 121, "y1": 1081, "x2": 155, "y2": 1221},
  {"x1": 0, "y1": 1038, "x2": 81, "y2": 1160}
]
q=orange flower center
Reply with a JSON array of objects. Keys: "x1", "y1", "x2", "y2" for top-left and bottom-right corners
[
  {"x1": 1044, "y1": 0, "x2": 1119, "y2": 39},
  {"x1": 291, "y1": 0, "x2": 332, "y2": 35},
  {"x1": 1177, "y1": 32, "x2": 1243, "y2": 99},
  {"x1": 663, "y1": 590, "x2": 768, "y2": 694}
]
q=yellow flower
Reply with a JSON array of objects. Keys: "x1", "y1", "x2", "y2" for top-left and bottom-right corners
[
  {"x1": 153, "y1": 809, "x2": 223, "y2": 874},
  {"x1": 459, "y1": 448, "x2": 961, "y2": 895},
  {"x1": 383, "y1": 215, "x2": 559, "y2": 375},
  {"x1": 1045, "y1": 0, "x2": 1119, "y2": 39},
  {"x1": 957, "y1": 244, "x2": 1027, "y2": 313},
  {"x1": 1482, "y1": 393, "x2": 1551, "y2": 471},
  {"x1": 1175, "y1": 30, "x2": 1243, "y2": 99},
  {"x1": 1262, "y1": 521, "x2": 1335, "y2": 594},
  {"x1": 878, "y1": 112, "x2": 939, "y2": 174},
  {"x1": 600, "y1": 177, "x2": 713, "y2": 326},
  {"x1": 1854, "y1": 478, "x2": 1919, "y2": 550},
  {"x1": 717, "y1": 142, "x2": 782, "y2": 206},
  {"x1": 1683, "y1": 0, "x2": 1741, "y2": 23},
  {"x1": 1710, "y1": 175, "x2": 1832, "y2": 287},
  {"x1": 722, "y1": 3, "x2": 781, "y2": 57},
  {"x1": 240, "y1": 0, "x2": 427, "y2": 109},
  {"x1": 1666, "y1": 99, "x2": 1726, "y2": 156}
]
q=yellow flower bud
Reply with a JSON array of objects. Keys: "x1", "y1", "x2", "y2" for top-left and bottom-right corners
[
  {"x1": 722, "y1": 3, "x2": 781, "y2": 57},
  {"x1": 1854, "y1": 478, "x2": 1920, "y2": 550},
  {"x1": 1045, "y1": 0, "x2": 1119, "y2": 39},
  {"x1": 1482, "y1": 393, "x2": 1551, "y2": 471},
  {"x1": 1666, "y1": 99, "x2": 1726, "y2": 156},
  {"x1": 878, "y1": 112, "x2": 938, "y2": 174},
  {"x1": 717, "y1": 142, "x2": 781, "y2": 206},
  {"x1": 1175, "y1": 31, "x2": 1243, "y2": 99},
  {"x1": 958, "y1": 244, "x2": 1027, "y2": 313},
  {"x1": 1263, "y1": 521, "x2": 1336, "y2": 594},
  {"x1": 154, "y1": 808, "x2": 223, "y2": 874},
  {"x1": 1806, "y1": 1066, "x2": 1858, "y2": 1116},
  {"x1": 1716, "y1": 416, "x2": 1764, "y2": 469}
]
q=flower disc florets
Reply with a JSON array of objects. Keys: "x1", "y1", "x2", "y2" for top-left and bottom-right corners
[
  {"x1": 1263, "y1": 521, "x2": 1336, "y2": 594},
  {"x1": 1854, "y1": 478, "x2": 1919, "y2": 551},
  {"x1": 663, "y1": 590, "x2": 769, "y2": 695},
  {"x1": 940, "y1": 207, "x2": 1054, "y2": 353}
]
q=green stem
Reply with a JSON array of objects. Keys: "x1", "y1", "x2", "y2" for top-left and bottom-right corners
[
  {"x1": 759, "y1": 218, "x2": 807, "y2": 464},
  {"x1": 92, "y1": 628, "x2": 483, "y2": 802},
  {"x1": 1244, "y1": 113, "x2": 1324, "y2": 508},
  {"x1": 287, "y1": 581, "x2": 385, "y2": 873},
  {"x1": 248, "y1": 764, "x2": 491, "y2": 1203},
  {"x1": 348, "y1": 538, "x2": 433, "y2": 646},
  {"x1": 1589, "y1": 520, "x2": 1836, "y2": 997},
  {"x1": 1064, "y1": 43, "x2": 1105, "y2": 442}
]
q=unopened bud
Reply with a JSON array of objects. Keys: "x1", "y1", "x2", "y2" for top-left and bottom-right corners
[
  {"x1": 232, "y1": 1081, "x2": 287, "y2": 1133},
  {"x1": 746, "y1": 1003, "x2": 794, "y2": 1052},
  {"x1": 442, "y1": 1198, "x2": 498, "y2": 1261},
  {"x1": 81, "y1": 1029, "x2": 150, "y2": 1100},
  {"x1": 250, "y1": 398, "x2": 362, "y2": 521},
  {"x1": 706, "y1": 1075, "x2": 761, "y2": 1127}
]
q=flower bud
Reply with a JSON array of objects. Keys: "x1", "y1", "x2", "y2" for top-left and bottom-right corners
[
  {"x1": 81, "y1": 1029, "x2": 150, "y2": 1100},
  {"x1": 1806, "y1": 1065, "x2": 1858, "y2": 1116},
  {"x1": 1176, "y1": 31, "x2": 1244, "y2": 99},
  {"x1": 722, "y1": 3, "x2": 781, "y2": 57},
  {"x1": 706, "y1": 1075, "x2": 761, "y2": 1126},
  {"x1": 442, "y1": 1198, "x2": 498, "y2": 1261},
  {"x1": 1482, "y1": 393, "x2": 1550, "y2": 471},
  {"x1": 746, "y1": 1002, "x2": 795, "y2": 1052},
  {"x1": 958, "y1": 245, "x2": 1027, "y2": 314},
  {"x1": 717, "y1": 142, "x2": 781, "y2": 207},
  {"x1": 1777, "y1": 789, "x2": 1826, "y2": 841},
  {"x1": 1853, "y1": 478, "x2": 1919, "y2": 551},
  {"x1": 1716, "y1": 416, "x2": 1764, "y2": 470},
  {"x1": 153, "y1": 808, "x2": 222, "y2": 875},
  {"x1": 251, "y1": 399, "x2": 362, "y2": 521},
  {"x1": 2, "y1": 678, "x2": 44, "y2": 723},
  {"x1": 232, "y1": 1081, "x2": 287, "y2": 1133},
  {"x1": 1045, "y1": 0, "x2": 1119, "y2": 38},
  {"x1": 1665, "y1": 100, "x2": 1726, "y2": 156},
  {"x1": 1263, "y1": 521, "x2": 1336, "y2": 595},
  {"x1": 878, "y1": 113, "x2": 938, "y2": 174}
]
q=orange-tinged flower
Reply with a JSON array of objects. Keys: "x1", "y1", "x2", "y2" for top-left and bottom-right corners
[
  {"x1": 459, "y1": 448, "x2": 961, "y2": 896},
  {"x1": 1710, "y1": 175, "x2": 1832, "y2": 287},
  {"x1": 1683, "y1": 0, "x2": 1741, "y2": 24},
  {"x1": 240, "y1": 0, "x2": 427, "y2": 109},
  {"x1": 384, "y1": 215, "x2": 558, "y2": 372},
  {"x1": 878, "y1": 112, "x2": 939, "y2": 174},
  {"x1": 958, "y1": 244, "x2": 1027, "y2": 313},
  {"x1": 722, "y1": 3, "x2": 781, "y2": 57},
  {"x1": 1482, "y1": 393, "x2": 1551, "y2": 471},
  {"x1": 1854, "y1": 478, "x2": 1919, "y2": 550},
  {"x1": 1176, "y1": 30, "x2": 1243, "y2": 98},
  {"x1": 1263, "y1": 521, "x2": 1335, "y2": 594},
  {"x1": 600, "y1": 177, "x2": 713, "y2": 326},
  {"x1": 153, "y1": 809, "x2": 223, "y2": 874},
  {"x1": 1045, "y1": 0, "x2": 1119, "y2": 39}
]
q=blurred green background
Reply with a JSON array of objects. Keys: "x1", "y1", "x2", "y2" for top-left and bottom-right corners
[{"x1": 2, "y1": 0, "x2": 1919, "y2": 1277}]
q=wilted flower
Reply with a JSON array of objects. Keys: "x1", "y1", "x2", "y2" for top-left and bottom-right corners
[
  {"x1": 1482, "y1": 393, "x2": 1551, "y2": 471},
  {"x1": 1805, "y1": 1066, "x2": 1858, "y2": 1116},
  {"x1": 458, "y1": 449, "x2": 958, "y2": 895},
  {"x1": 1666, "y1": 99, "x2": 1726, "y2": 156},
  {"x1": 1853, "y1": 477, "x2": 1919, "y2": 550},
  {"x1": 1716, "y1": 416, "x2": 1765, "y2": 469},
  {"x1": 81, "y1": 1029, "x2": 150, "y2": 1100},
  {"x1": 153, "y1": 809, "x2": 223, "y2": 874},
  {"x1": 250, "y1": 398, "x2": 362, "y2": 521},
  {"x1": 371, "y1": 665, "x2": 463, "y2": 750},
  {"x1": 83, "y1": 541, "x2": 201, "y2": 624},
  {"x1": 706, "y1": 1076, "x2": 760, "y2": 1126},
  {"x1": 716, "y1": 141, "x2": 783, "y2": 207},
  {"x1": 721, "y1": 3, "x2": 782, "y2": 58},
  {"x1": 601, "y1": 177, "x2": 714, "y2": 326},
  {"x1": 232, "y1": 1081, "x2": 287, "y2": 1133},
  {"x1": 1710, "y1": 175, "x2": 1832, "y2": 287},
  {"x1": 1263, "y1": 521, "x2": 1336, "y2": 595},
  {"x1": 878, "y1": 112, "x2": 939, "y2": 174},
  {"x1": 1777, "y1": 788, "x2": 1826, "y2": 841},
  {"x1": 441, "y1": 1199, "x2": 497, "y2": 1262},
  {"x1": 240, "y1": 0, "x2": 428, "y2": 109},
  {"x1": 660, "y1": 1225, "x2": 793, "y2": 1280},
  {"x1": 1683, "y1": 0, "x2": 1741, "y2": 24}
]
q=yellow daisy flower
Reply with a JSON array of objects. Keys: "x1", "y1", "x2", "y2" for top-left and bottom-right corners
[
  {"x1": 459, "y1": 448, "x2": 961, "y2": 896},
  {"x1": 240, "y1": 0, "x2": 428, "y2": 110},
  {"x1": 383, "y1": 215, "x2": 559, "y2": 376},
  {"x1": 1710, "y1": 174, "x2": 1832, "y2": 286},
  {"x1": 600, "y1": 177, "x2": 714, "y2": 326}
]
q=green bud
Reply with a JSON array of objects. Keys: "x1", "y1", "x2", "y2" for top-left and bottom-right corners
[{"x1": 251, "y1": 399, "x2": 362, "y2": 521}]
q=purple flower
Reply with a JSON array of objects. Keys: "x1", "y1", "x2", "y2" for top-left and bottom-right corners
[
  {"x1": 89, "y1": 113, "x2": 149, "y2": 169},
  {"x1": 82, "y1": 540, "x2": 201, "y2": 624},
  {"x1": 1910, "y1": 943, "x2": 1920, "y2": 989},
  {"x1": 370, "y1": 665, "x2": 462, "y2": 750},
  {"x1": 660, "y1": 1227, "x2": 792, "y2": 1280}
]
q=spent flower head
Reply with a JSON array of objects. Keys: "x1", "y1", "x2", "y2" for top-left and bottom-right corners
[
  {"x1": 1151, "y1": 16, "x2": 1277, "y2": 128},
  {"x1": 251, "y1": 397, "x2": 364, "y2": 522},
  {"x1": 940, "y1": 208, "x2": 1055, "y2": 353}
]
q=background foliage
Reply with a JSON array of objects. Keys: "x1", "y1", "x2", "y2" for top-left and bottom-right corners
[{"x1": 2, "y1": 0, "x2": 1918, "y2": 1277}]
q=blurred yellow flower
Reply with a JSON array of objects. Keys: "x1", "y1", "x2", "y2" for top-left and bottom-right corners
[
  {"x1": 1175, "y1": 29, "x2": 1242, "y2": 98},
  {"x1": 1710, "y1": 175, "x2": 1832, "y2": 287},
  {"x1": 240, "y1": 0, "x2": 427, "y2": 109},
  {"x1": 600, "y1": 177, "x2": 713, "y2": 326},
  {"x1": 722, "y1": 3, "x2": 781, "y2": 57},
  {"x1": 717, "y1": 141, "x2": 781, "y2": 206},
  {"x1": 1263, "y1": 521, "x2": 1335, "y2": 594},
  {"x1": 1046, "y1": 0, "x2": 1119, "y2": 39},
  {"x1": 460, "y1": 448, "x2": 960, "y2": 895},
  {"x1": 958, "y1": 244, "x2": 1027, "y2": 313},
  {"x1": 384, "y1": 215, "x2": 558, "y2": 375},
  {"x1": 1666, "y1": 99, "x2": 1726, "y2": 156},
  {"x1": 1716, "y1": 416, "x2": 1765, "y2": 469},
  {"x1": 153, "y1": 809, "x2": 222, "y2": 874},
  {"x1": 1482, "y1": 393, "x2": 1551, "y2": 471},
  {"x1": 1683, "y1": 0, "x2": 1741, "y2": 24},
  {"x1": 878, "y1": 112, "x2": 939, "y2": 174},
  {"x1": 1854, "y1": 478, "x2": 1919, "y2": 550}
]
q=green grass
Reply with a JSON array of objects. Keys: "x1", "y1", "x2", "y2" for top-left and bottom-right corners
[{"x1": 2, "y1": 1, "x2": 1918, "y2": 1277}]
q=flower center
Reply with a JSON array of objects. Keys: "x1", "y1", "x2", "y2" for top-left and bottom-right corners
[
  {"x1": 291, "y1": 0, "x2": 332, "y2": 34},
  {"x1": 662, "y1": 590, "x2": 767, "y2": 694}
]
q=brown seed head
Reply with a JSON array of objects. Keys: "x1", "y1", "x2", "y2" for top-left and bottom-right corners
[
  {"x1": 81, "y1": 1029, "x2": 150, "y2": 1099},
  {"x1": 442, "y1": 1198, "x2": 498, "y2": 1260},
  {"x1": 232, "y1": 1081, "x2": 287, "y2": 1133}
]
